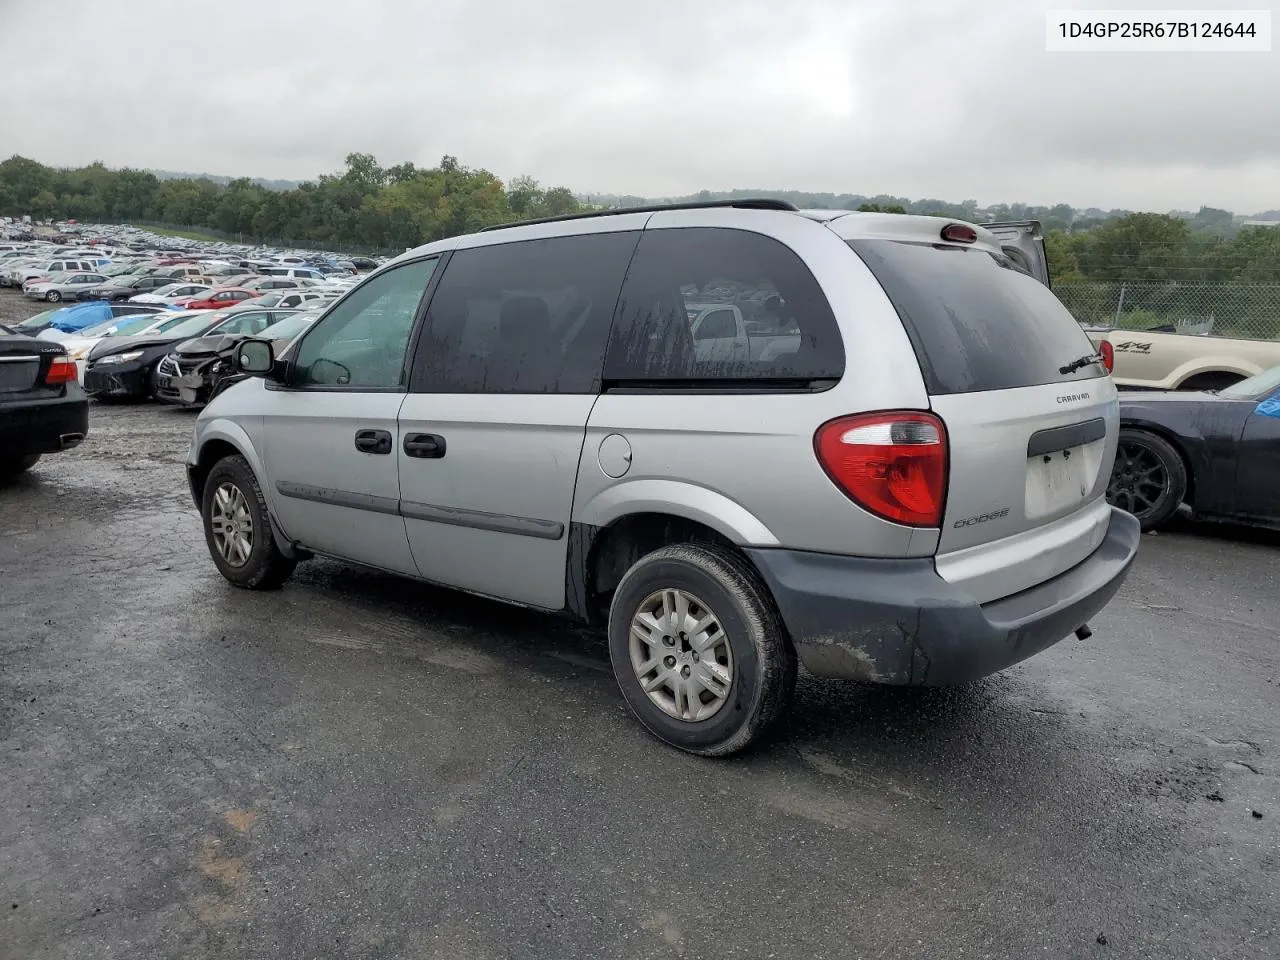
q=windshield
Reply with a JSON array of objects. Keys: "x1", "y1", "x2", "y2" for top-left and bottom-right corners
[
  {"x1": 14, "y1": 308, "x2": 64, "y2": 330},
  {"x1": 1220, "y1": 365, "x2": 1280, "y2": 400},
  {"x1": 260, "y1": 313, "x2": 316, "y2": 342},
  {"x1": 77, "y1": 317, "x2": 128, "y2": 338},
  {"x1": 107, "y1": 275, "x2": 137, "y2": 286},
  {"x1": 109, "y1": 314, "x2": 161, "y2": 337},
  {"x1": 848, "y1": 239, "x2": 1102, "y2": 395},
  {"x1": 159, "y1": 315, "x2": 221, "y2": 338}
]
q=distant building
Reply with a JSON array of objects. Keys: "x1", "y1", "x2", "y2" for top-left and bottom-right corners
[{"x1": 1241, "y1": 220, "x2": 1280, "y2": 228}]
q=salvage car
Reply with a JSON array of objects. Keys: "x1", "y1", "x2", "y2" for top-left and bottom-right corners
[
  {"x1": 155, "y1": 310, "x2": 316, "y2": 407},
  {"x1": 0, "y1": 327, "x2": 88, "y2": 479},
  {"x1": 1106, "y1": 364, "x2": 1280, "y2": 530},
  {"x1": 127, "y1": 282, "x2": 212, "y2": 305},
  {"x1": 23, "y1": 272, "x2": 110, "y2": 302},
  {"x1": 11, "y1": 301, "x2": 168, "y2": 337},
  {"x1": 76, "y1": 274, "x2": 178, "y2": 302},
  {"x1": 186, "y1": 202, "x2": 1139, "y2": 756},
  {"x1": 85, "y1": 308, "x2": 281, "y2": 401}
]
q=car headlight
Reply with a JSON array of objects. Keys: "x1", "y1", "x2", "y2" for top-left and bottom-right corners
[{"x1": 97, "y1": 351, "x2": 144, "y2": 365}]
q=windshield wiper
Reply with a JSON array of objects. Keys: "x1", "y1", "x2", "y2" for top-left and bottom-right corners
[{"x1": 1059, "y1": 353, "x2": 1105, "y2": 375}]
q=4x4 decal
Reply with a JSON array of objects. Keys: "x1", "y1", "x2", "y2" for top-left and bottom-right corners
[{"x1": 1112, "y1": 340, "x2": 1152, "y2": 354}]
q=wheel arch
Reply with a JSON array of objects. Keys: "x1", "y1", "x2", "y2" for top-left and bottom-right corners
[
  {"x1": 567, "y1": 511, "x2": 772, "y2": 626},
  {"x1": 189, "y1": 420, "x2": 268, "y2": 511},
  {"x1": 1118, "y1": 418, "x2": 1198, "y2": 507}
]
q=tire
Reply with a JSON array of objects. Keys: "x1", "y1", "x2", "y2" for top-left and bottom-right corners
[
  {"x1": 1107, "y1": 428, "x2": 1187, "y2": 531},
  {"x1": 201, "y1": 454, "x2": 297, "y2": 589},
  {"x1": 607, "y1": 542, "x2": 797, "y2": 757},
  {"x1": 46, "y1": 290, "x2": 61, "y2": 302},
  {"x1": 0, "y1": 454, "x2": 40, "y2": 479}
]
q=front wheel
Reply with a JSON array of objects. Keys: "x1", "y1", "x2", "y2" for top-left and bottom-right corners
[
  {"x1": 46, "y1": 290, "x2": 61, "y2": 302},
  {"x1": 607, "y1": 542, "x2": 797, "y2": 757},
  {"x1": 201, "y1": 455, "x2": 297, "y2": 589},
  {"x1": 1107, "y1": 428, "x2": 1187, "y2": 531}
]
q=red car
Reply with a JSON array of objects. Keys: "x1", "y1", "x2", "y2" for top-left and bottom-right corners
[{"x1": 182, "y1": 288, "x2": 258, "y2": 310}]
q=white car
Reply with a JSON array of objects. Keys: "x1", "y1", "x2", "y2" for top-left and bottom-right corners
[
  {"x1": 24, "y1": 272, "x2": 110, "y2": 302},
  {"x1": 128, "y1": 283, "x2": 213, "y2": 304},
  {"x1": 241, "y1": 290, "x2": 333, "y2": 310},
  {"x1": 41, "y1": 310, "x2": 210, "y2": 380}
]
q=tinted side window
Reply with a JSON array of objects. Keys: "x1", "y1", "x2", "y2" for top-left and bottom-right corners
[
  {"x1": 602, "y1": 228, "x2": 844, "y2": 383},
  {"x1": 293, "y1": 258, "x2": 437, "y2": 389},
  {"x1": 413, "y1": 231, "x2": 639, "y2": 394}
]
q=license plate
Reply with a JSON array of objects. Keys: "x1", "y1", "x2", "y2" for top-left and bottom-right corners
[
  {"x1": 1025, "y1": 448, "x2": 1089, "y2": 519},
  {"x1": 178, "y1": 374, "x2": 204, "y2": 388},
  {"x1": 0, "y1": 360, "x2": 38, "y2": 393}
]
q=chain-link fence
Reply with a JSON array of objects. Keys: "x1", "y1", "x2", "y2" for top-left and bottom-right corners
[{"x1": 1055, "y1": 281, "x2": 1280, "y2": 340}]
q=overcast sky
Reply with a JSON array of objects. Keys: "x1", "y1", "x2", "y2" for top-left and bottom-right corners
[{"x1": 1, "y1": 0, "x2": 1276, "y2": 212}]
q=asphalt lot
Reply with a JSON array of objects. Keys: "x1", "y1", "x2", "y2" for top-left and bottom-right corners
[{"x1": 1, "y1": 316, "x2": 1277, "y2": 958}]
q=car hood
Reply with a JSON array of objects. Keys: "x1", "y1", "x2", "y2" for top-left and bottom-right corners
[
  {"x1": 175, "y1": 333, "x2": 244, "y2": 356},
  {"x1": 91, "y1": 331, "x2": 204, "y2": 358}
]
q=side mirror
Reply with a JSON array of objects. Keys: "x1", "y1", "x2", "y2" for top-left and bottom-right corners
[{"x1": 235, "y1": 338, "x2": 276, "y2": 376}]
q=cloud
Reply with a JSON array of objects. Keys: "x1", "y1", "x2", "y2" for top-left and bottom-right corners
[{"x1": 0, "y1": 0, "x2": 1276, "y2": 211}]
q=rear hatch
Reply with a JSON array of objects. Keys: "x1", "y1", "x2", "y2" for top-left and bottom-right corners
[{"x1": 848, "y1": 228, "x2": 1116, "y2": 604}]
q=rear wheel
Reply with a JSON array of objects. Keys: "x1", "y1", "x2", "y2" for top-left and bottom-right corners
[
  {"x1": 1107, "y1": 428, "x2": 1187, "y2": 530},
  {"x1": 0, "y1": 454, "x2": 40, "y2": 479},
  {"x1": 607, "y1": 543, "x2": 797, "y2": 757},
  {"x1": 201, "y1": 455, "x2": 297, "y2": 589}
]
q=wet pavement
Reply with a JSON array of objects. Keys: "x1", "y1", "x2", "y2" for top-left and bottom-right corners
[{"x1": 1, "y1": 399, "x2": 1277, "y2": 960}]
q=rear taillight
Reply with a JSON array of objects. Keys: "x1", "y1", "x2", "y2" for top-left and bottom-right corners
[
  {"x1": 1099, "y1": 339, "x2": 1114, "y2": 373},
  {"x1": 44, "y1": 357, "x2": 78, "y2": 385},
  {"x1": 814, "y1": 411, "x2": 948, "y2": 527}
]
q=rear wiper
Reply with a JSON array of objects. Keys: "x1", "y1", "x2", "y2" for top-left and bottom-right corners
[{"x1": 1059, "y1": 353, "x2": 1105, "y2": 375}]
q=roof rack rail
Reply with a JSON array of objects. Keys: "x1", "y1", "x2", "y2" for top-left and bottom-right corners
[{"x1": 479, "y1": 198, "x2": 800, "y2": 232}]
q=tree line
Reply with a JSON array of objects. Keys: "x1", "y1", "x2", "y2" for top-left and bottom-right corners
[
  {"x1": 2, "y1": 153, "x2": 1279, "y2": 280},
  {"x1": 0, "y1": 153, "x2": 587, "y2": 254}
]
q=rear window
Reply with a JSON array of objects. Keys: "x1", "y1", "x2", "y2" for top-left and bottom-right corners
[
  {"x1": 849, "y1": 239, "x2": 1102, "y2": 395},
  {"x1": 602, "y1": 228, "x2": 844, "y2": 386}
]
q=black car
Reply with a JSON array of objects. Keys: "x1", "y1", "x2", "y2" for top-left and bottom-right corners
[
  {"x1": 1106, "y1": 365, "x2": 1280, "y2": 531},
  {"x1": 85, "y1": 308, "x2": 285, "y2": 402},
  {"x1": 0, "y1": 327, "x2": 89, "y2": 479},
  {"x1": 76, "y1": 274, "x2": 176, "y2": 302},
  {"x1": 154, "y1": 310, "x2": 309, "y2": 407}
]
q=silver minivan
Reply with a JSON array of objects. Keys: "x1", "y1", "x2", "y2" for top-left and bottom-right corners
[{"x1": 186, "y1": 200, "x2": 1140, "y2": 755}]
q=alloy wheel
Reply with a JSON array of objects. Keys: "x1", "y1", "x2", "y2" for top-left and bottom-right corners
[
  {"x1": 1108, "y1": 440, "x2": 1169, "y2": 519},
  {"x1": 628, "y1": 588, "x2": 734, "y2": 722},
  {"x1": 209, "y1": 481, "x2": 254, "y2": 567}
]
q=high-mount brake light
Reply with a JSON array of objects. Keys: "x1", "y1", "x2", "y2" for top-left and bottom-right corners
[{"x1": 940, "y1": 223, "x2": 978, "y2": 244}]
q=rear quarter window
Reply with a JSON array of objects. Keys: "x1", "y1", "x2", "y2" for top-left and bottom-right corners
[
  {"x1": 603, "y1": 227, "x2": 843, "y2": 386},
  {"x1": 849, "y1": 239, "x2": 1102, "y2": 395}
]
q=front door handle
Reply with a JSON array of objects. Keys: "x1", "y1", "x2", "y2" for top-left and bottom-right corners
[
  {"x1": 403, "y1": 433, "x2": 446, "y2": 459},
  {"x1": 354, "y1": 429, "x2": 393, "y2": 455}
]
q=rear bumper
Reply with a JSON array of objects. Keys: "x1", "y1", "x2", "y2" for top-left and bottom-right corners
[
  {"x1": 745, "y1": 506, "x2": 1141, "y2": 686},
  {"x1": 0, "y1": 389, "x2": 90, "y2": 456}
]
